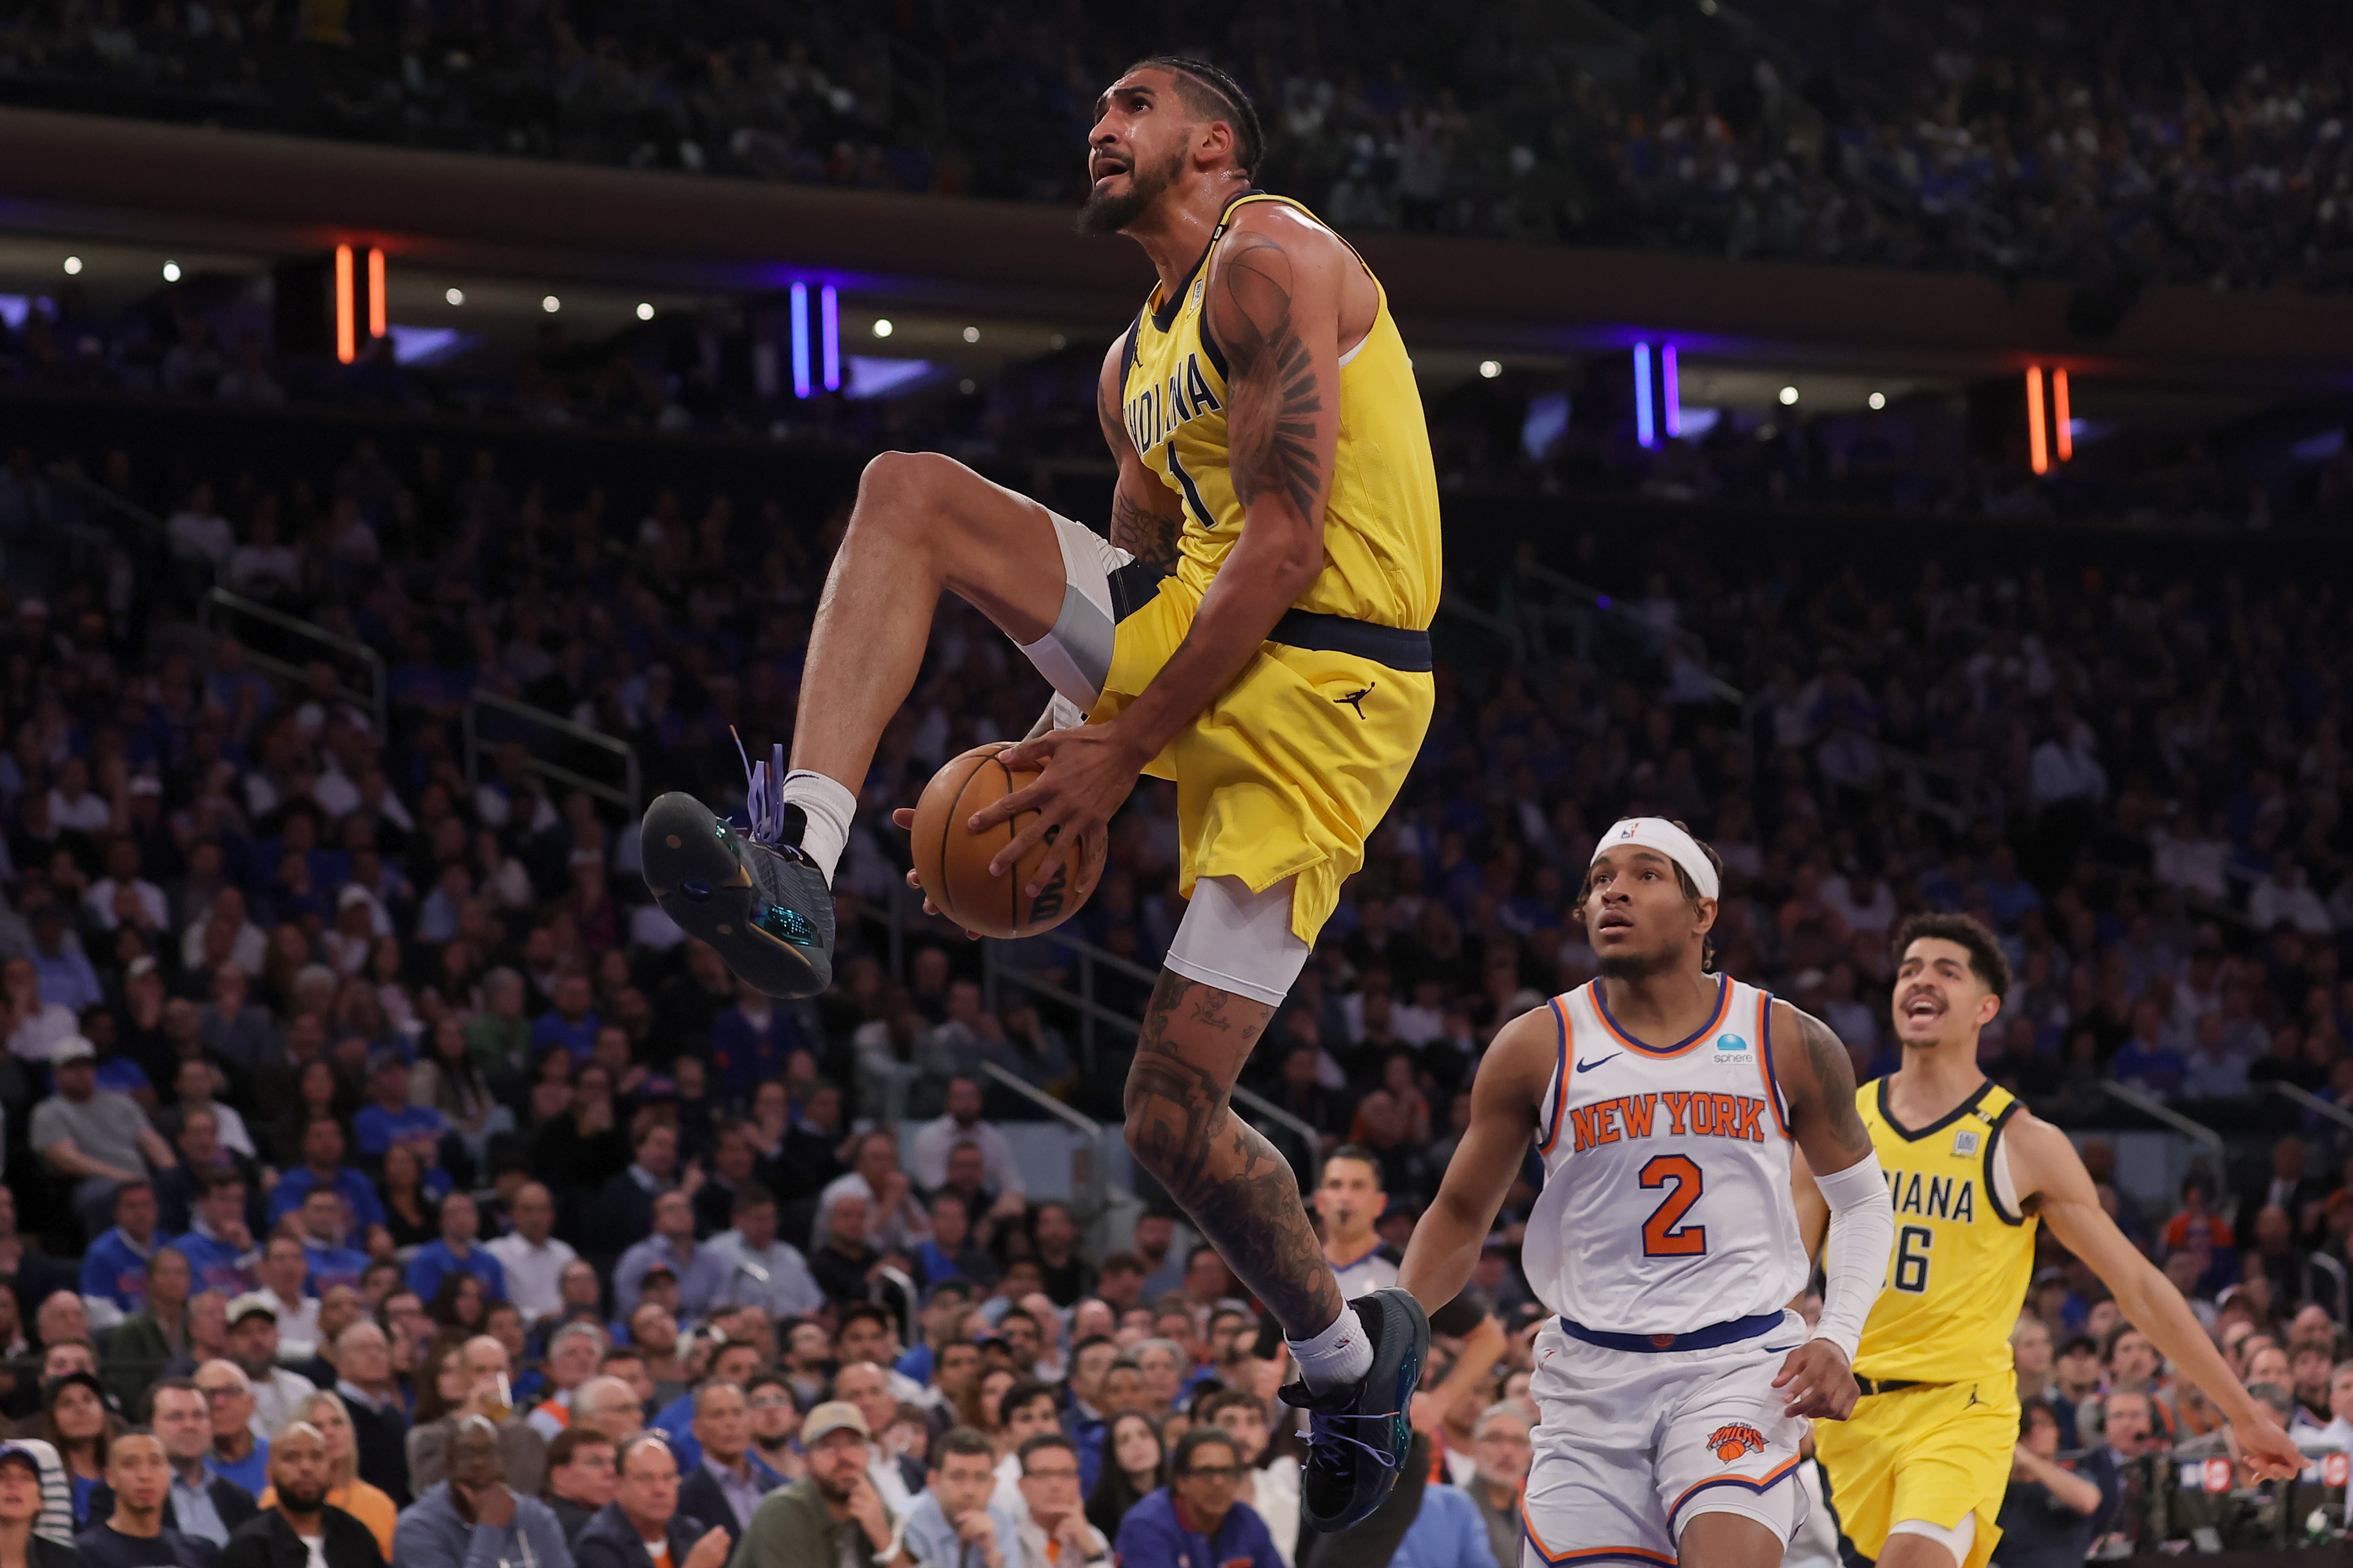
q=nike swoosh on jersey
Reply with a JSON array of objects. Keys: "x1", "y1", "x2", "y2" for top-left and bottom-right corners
[{"x1": 1575, "y1": 1053, "x2": 1622, "y2": 1073}]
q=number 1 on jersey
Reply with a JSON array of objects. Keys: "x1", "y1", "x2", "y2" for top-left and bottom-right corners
[{"x1": 1639, "y1": 1154, "x2": 1706, "y2": 1257}]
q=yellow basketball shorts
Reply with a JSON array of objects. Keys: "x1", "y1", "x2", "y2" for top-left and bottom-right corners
[
  {"x1": 1016, "y1": 511, "x2": 1430, "y2": 953},
  {"x1": 1811, "y1": 1376, "x2": 2017, "y2": 1568}
]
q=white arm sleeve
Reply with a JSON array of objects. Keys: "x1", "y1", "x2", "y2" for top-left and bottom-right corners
[{"x1": 1809, "y1": 1150, "x2": 1894, "y2": 1365}]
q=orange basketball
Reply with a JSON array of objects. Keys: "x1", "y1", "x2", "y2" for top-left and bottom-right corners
[{"x1": 909, "y1": 743, "x2": 1106, "y2": 939}]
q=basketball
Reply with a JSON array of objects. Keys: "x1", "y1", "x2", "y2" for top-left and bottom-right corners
[{"x1": 909, "y1": 743, "x2": 1106, "y2": 939}]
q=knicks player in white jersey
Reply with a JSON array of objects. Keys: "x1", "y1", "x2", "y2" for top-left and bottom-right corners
[{"x1": 1401, "y1": 818, "x2": 1897, "y2": 1568}]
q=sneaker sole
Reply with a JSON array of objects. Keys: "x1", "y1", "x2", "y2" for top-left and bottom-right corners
[{"x1": 640, "y1": 791, "x2": 826, "y2": 999}]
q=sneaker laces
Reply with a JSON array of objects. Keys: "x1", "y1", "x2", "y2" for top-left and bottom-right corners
[
  {"x1": 1304, "y1": 1407, "x2": 1407, "y2": 1472},
  {"x1": 730, "y1": 727, "x2": 789, "y2": 846}
]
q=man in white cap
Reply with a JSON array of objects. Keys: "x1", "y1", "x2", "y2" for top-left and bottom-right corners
[
  {"x1": 31, "y1": 1035, "x2": 177, "y2": 1239},
  {"x1": 729, "y1": 1404, "x2": 898, "y2": 1568}
]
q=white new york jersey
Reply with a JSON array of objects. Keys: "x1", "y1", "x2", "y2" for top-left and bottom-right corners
[{"x1": 1521, "y1": 973, "x2": 1807, "y2": 1335}]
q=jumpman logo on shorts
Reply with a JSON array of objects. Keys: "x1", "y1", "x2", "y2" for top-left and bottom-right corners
[{"x1": 1335, "y1": 682, "x2": 1375, "y2": 718}]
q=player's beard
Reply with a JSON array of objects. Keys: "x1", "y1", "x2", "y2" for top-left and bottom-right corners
[
  {"x1": 1077, "y1": 145, "x2": 1186, "y2": 234},
  {"x1": 1596, "y1": 946, "x2": 1677, "y2": 982}
]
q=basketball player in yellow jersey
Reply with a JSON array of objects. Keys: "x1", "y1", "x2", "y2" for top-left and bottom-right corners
[
  {"x1": 638, "y1": 57, "x2": 1438, "y2": 1532},
  {"x1": 1793, "y1": 913, "x2": 2301, "y2": 1568}
]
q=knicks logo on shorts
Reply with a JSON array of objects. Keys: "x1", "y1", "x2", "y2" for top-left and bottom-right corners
[{"x1": 1706, "y1": 1424, "x2": 1766, "y2": 1463}]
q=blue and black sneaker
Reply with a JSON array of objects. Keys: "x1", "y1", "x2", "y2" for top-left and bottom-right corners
[
  {"x1": 639, "y1": 738, "x2": 834, "y2": 1000},
  {"x1": 1282, "y1": 1286, "x2": 1430, "y2": 1533}
]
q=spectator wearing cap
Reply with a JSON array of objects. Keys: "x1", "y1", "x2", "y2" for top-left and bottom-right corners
[
  {"x1": 406, "y1": 1194, "x2": 508, "y2": 1307},
  {"x1": 352, "y1": 1050, "x2": 449, "y2": 1163},
  {"x1": 0, "y1": 1441, "x2": 76, "y2": 1568},
  {"x1": 227, "y1": 1295, "x2": 317, "y2": 1437},
  {"x1": 217, "y1": 1419, "x2": 383, "y2": 1568},
  {"x1": 729, "y1": 1405, "x2": 898, "y2": 1568},
  {"x1": 32, "y1": 1034, "x2": 177, "y2": 1241},
  {"x1": 77, "y1": 1426, "x2": 213, "y2": 1568},
  {"x1": 80, "y1": 1180, "x2": 163, "y2": 1328},
  {"x1": 390, "y1": 1413, "x2": 569, "y2": 1568},
  {"x1": 264, "y1": 1120, "x2": 387, "y2": 1249},
  {"x1": 613, "y1": 1193, "x2": 723, "y2": 1324},
  {"x1": 571, "y1": 1433, "x2": 729, "y2": 1568}
]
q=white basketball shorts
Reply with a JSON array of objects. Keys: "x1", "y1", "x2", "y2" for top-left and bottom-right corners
[{"x1": 1520, "y1": 1308, "x2": 1812, "y2": 1567}]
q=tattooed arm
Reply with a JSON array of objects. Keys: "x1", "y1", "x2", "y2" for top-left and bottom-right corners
[
  {"x1": 1770, "y1": 1000, "x2": 1887, "y2": 1420},
  {"x1": 1084, "y1": 204, "x2": 1345, "y2": 763},
  {"x1": 1097, "y1": 336, "x2": 1185, "y2": 574}
]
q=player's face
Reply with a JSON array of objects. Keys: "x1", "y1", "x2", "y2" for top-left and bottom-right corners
[
  {"x1": 1581, "y1": 848, "x2": 1712, "y2": 976},
  {"x1": 1892, "y1": 938, "x2": 2001, "y2": 1048},
  {"x1": 1082, "y1": 71, "x2": 1198, "y2": 234},
  {"x1": 1313, "y1": 1158, "x2": 1383, "y2": 1238}
]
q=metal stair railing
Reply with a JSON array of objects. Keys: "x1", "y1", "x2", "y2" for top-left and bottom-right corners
[
  {"x1": 201, "y1": 587, "x2": 388, "y2": 733},
  {"x1": 463, "y1": 687, "x2": 642, "y2": 819}
]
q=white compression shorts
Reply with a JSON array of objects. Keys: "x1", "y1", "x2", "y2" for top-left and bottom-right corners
[
  {"x1": 1012, "y1": 513, "x2": 1311, "y2": 1010},
  {"x1": 1888, "y1": 1513, "x2": 1976, "y2": 1566}
]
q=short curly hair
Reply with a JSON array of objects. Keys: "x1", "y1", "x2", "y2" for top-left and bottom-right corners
[{"x1": 1891, "y1": 911, "x2": 2012, "y2": 999}]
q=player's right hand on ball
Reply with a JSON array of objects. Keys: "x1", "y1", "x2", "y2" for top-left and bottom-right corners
[
  {"x1": 1772, "y1": 1339, "x2": 1859, "y2": 1421},
  {"x1": 892, "y1": 808, "x2": 983, "y2": 939}
]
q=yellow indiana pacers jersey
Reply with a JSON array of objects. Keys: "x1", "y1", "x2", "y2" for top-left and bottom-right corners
[
  {"x1": 1853, "y1": 1078, "x2": 2038, "y2": 1386},
  {"x1": 1118, "y1": 190, "x2": 1442, "y2": 631}
]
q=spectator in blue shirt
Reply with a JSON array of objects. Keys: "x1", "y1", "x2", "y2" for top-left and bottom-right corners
[
  {"x1": 266, "y1": 1118, "x2": 388, "y2": 1249},
  {"x1": 2110, "y1": 999, "x2": 2187, "y2": 1097},
  {"x1": 171, "y1": 1172, "x2": 262, "y2": 1297},
  {"x1": 406, "y1": 1192, "x2": 507, "y2": 1304},
  {"x1": 1116, "y1": 1429, "x2": 1281, "y2": 1568},
  {"x1": 27, "y1": 902, "x2": 105, "y2": 1014},
  {"x1": 1385, "y1": 1478, "x2": 1501, "y2": 1568},
  {"x1": 351, "y1": 1050, "x2": 448, "y2": 1160},
  {"x1": 613, "y1": 1190, "x2": 727, "y2": 1322},
  {"x1": 82, "y1": 1178, "x2": 164, "y2": 1322},
  {"x1": 530, "y1": 975, "x2": 600, "y2": 1063},
  {"x1": 290, "y1": 1188, "x2": 373, "y2": 1297}
]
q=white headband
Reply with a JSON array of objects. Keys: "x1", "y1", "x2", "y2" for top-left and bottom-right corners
[{"x1": 1590, "y1": 818, "x2": 1719, "y2": 902}]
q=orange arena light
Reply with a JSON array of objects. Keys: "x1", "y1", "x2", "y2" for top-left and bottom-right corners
[
  {"x1": 334, "y1": 244, "x2": 356, "y2": 364},
  {"x1": 2052, "y1": 368, "x2": 2072, "y2": 462},
  {"x1": 367, "y1": 248, "x2": 387, "y2": 339},
  {"x1": 2025, "y1": 365, "x2": 2048, "y2": 475}
]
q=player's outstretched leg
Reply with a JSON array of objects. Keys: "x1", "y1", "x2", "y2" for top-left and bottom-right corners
[
  {"x1": 1122, "y1": 969, "x2": 1428, "y2": 1532},
  {"x1": 643, "y1": 451, "x2": 1068, "y2": 1000}
]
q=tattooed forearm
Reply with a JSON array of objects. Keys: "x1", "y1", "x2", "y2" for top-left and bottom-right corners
[
  {"x1": 1110, "y1": 488, "x2": 1181, "y2": 572},
  {"x1": 1100, "y1": 370, "x2": 1183, "y2": 571},
  {"x1": 1123, "y1": 971, "x2": 1342, "y2": 1334},
  {"x1": 1211, "y1": 232, "x2": 1327, "y2": 522},
  {"x1": 1791, "y1": 1007, "x2": 1877, "y2": 1163}
]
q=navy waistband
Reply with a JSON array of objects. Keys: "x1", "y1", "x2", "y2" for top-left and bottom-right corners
[
  {"x1": 1557, "y1": 1310, "x2": 1787, "y2": 1354},
  {"x1": 1268, "y1": 609, "x2": 1433, "y2": 672}
]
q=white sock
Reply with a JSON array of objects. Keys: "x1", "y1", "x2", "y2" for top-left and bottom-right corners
[
  {"x1": 1287, "y1": 1305, "x2": 1373, "y2": 1393},
  {"x1": 780, "y1": 770, "x2": 856, "y2": 884}
]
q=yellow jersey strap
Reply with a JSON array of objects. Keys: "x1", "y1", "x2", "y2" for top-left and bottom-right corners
[{"x1": 1982, "y1": 1085, "x2": 2028, "y2": 1227}]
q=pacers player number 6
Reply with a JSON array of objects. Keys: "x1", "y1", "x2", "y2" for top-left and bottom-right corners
[
  {"x1": 1638, "y1": 1154, "x2": 1707, "y2": 1257},
  {"x1": 1893, "y1": 1224, "x2": 1932, "y2": 1292}
]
